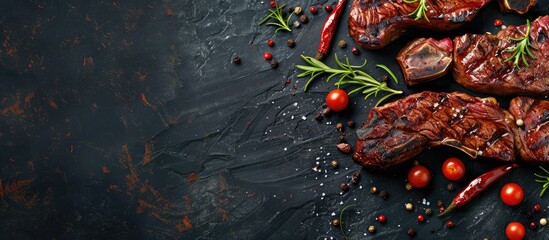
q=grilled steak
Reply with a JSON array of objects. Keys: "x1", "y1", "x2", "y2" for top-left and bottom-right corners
[
  {"x1": 396, "y1": 38, "x2": 453, "y2": 86},
  {"x1": 353, "y1": 91, "x2": 516, "y2": 170},
  {"x1": 453, "y1": 16, "x2": 549, "y2": 96},
  {"x1": 509, "y1": 97, "x2": 549, "y2": 163},
  {"x1": 348, "y1": 0, "x2": 491, "y2": 49}
]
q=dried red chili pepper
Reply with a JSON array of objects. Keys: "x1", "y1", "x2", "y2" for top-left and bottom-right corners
[
  {"x1": 438, "y1": 164, "x2": 518, "y2": 217},
  {"x1": 315, "y1": 0, "x2": 347, "y2": 60}
]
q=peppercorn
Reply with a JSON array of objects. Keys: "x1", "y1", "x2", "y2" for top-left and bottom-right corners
[
  {"x1": 541, "y1": 218, "x2": 547, "y2": 226},
  {"x1": 232, "y1": 56, "x2": 241, "y2": 64},
  {"x1": 332, "y1": 218, "x2": 340, "y2": 226},
  {"x1": 530, "y1": 222, "x2": 537, "y2": 229},
  {"x1": 338, "y1": 135, "x2": 346, "y2": 143},
  {"x1": 351, "y1": 47, "x2": 359, "y2": 55},
  {"x1": 447, "y1": 183, "x2": 455, "y2": 192},
  {"x1": 267, "y1": 39, "x2": 274, "y2": 47},
  {"x1": 370, "y1": 186, "x2": 377, "y2": 194},
  {"x1": 368, "y1": 225, "x2": 376, "y2": 233},
  {"x1": 331, "y1": 160, "x2": 338, "y2": 169},
  {"x1": 424, "y1": 208, "x2": 432, "y2": 216},
  {"x1": 336, "y1": 122, "x2": 344, "y2": 131},
  {"x1": 379, "y1": 190, "x2": 388, "y2": 199},
  {"x1": 315, "y1": 112, "x2": 323, "y2": 121},
  {"x1": 405, "y1": 183, "x2": 413, "y2": 191},
  {"x1": 413, "y1": 160, "x2": 419, "y2": 166},
  {"x1": 377, "y1": 214, "x2": 386, "y2": 223},
  {"x1": 494, "y1": 19, "x2": 503, "y2": 27},
  {"x1": 340, "y1": 183, "x2": 349, "y2": 191},
  {"x1": 325, "y1": 5, "x2": 332, "y2": 12},
  {"x1": 322, "y1": 107, "x2": 331, "y2": 116},
  {"x1": 338, "y1": 39, "x2": 347, "y2": 48},
  {"x1": 293, "y1": 21, "x2": 301, "y2": 28},
  {"x1": 405, "y1": 203, "x2": 413, "y2": 211},
  {"x1": 299, "y1": 14, "x2": 308, "y2": 23},
  {"x1": 287, "y1": 38, "x2": 296, "y2": 48},
  {"x1": 436, "y1": 200, "x2": 444, "y2": 208},
  {"x1": 269, "y1": 0, "x2": 276, "y2": 8},
  {"x1": 446, "y1": 220, "x2": 455, "y2": 228},
  {"x1": 309, "y1": 6, "x2": 317, "y2": 14},
  {"x1": 407, "y1": 228, "x2": 416, "y2": 237},
  {"x1": 534, "y1": 204, "x2": 541, "y2": 212},
  {"x1": 270, "y1": 60, "x2": 278, "y2": 68},
  {"x1": 351, "y1": 172, "x2": 360, "y2": 185},
  {"x1": 417, "y1": 214, "x2": 425, "y2": 222},
  {"x1": 346, "y1": 120, "x2": 355, "y2": 128},
  {"x1": 293, "y1": 6, "x2": 302, "y2": 15},
  {"x1": 263, "y1": 52, "x2": 272, "y2": 60}
]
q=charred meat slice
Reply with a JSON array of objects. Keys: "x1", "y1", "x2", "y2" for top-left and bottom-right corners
[
  {"x1": 397, "y1": 38, "x2": 453, "y2": 86},
  {"x1": 453, "y1": 15, "x2": 549, "y2": 96},
  {"x1": 348, "y1": 0, "x2": 491, "y2": 49},
  {"x1": 498, "y1": 0, "x2": 537, "y2": 14},
  {"x1": 353, "y1": 91, "x2": 516, "y2": 170},
  {"x1": 509, "y1": 97, "x2": 549, "y2": 163}
]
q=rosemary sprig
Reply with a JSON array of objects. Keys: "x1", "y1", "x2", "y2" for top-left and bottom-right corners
[
  {"x1": 404, "y1": 0, "x2": 429, "y2": 21},
  {"x1": 296, "y1": 54, "x2": 403, "y2": 107},
  {"x1": 504, "y1": 19, "x2": 537, "y2": 68},
  {"x1": 258, "y1": 3, "x2": 292, "y2": 32},
  {"x1": 534, "y1": 166, "x2": 549, "y2": 197},
  {"x1": 339, "y1": 204, "x2": 356, "y2": 240}
]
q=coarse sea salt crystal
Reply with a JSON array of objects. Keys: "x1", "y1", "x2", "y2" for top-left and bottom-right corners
[
  {"x1": 301, "y1": 116, "x2": 306, "y2": 120},
  {"x1": 331, "y1": 212, "x2": 336, "y2": 216}
]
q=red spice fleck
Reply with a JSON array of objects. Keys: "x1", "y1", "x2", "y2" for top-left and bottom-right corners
[
  {"x1": 446, "y1": 220, "x2": 455, "y2": 228},
  {"x1": 48, "y1": 99, "x2": 58, "y2": 109},
  {"x1": 101, "y1": 166, "x2": 110, "y2": 174},
  {"x1": 187, "y1": 172, "x2": 199, "y2": 183},
  {"x1": 166, "y1": 8, "x2": 174, "y2": 16},
  {"x1": 533, "y1": 204, "x2": 541, "y2": 212},
  {"x1": 143, "y1": 142, "x2": 153, "y2": 166},
  {"x1": 267, "y1": 39, "x2": 274, "y2": 47},
  {"x1": 140, "y1": 92, "x2": 157, "y2": 111},
  {"x1": 494, "y1": 19, "x2": 503, "y2": 27}
]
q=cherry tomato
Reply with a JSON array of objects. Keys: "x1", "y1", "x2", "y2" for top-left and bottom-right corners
[
  {"x1": 408, "y1": 165, "x2": 431, "y2": 188},
  {"x1": 500, "y1": 183, "x2": 524, "y2": 206},
  {"x1": 326, "y1": 89, "x2": 349, "y2": 111},
  {"x1": 505, "y1": 222, "x2": 525, "y2": 240},
  {"x1": 442, "y1": 157, "x2": 466, "y2": 181}
]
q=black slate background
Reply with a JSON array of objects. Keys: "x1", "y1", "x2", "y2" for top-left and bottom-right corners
[{"x1": 0, "y1": 0, "x2": 548, "y2": 239}]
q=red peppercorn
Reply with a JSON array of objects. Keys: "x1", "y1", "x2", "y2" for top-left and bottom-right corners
[
  {"x1": 533, "y1": 204, "x2": 541, "y2": 212},
  {"x1": 351, "y1": 47, "x2": 359, "y2": 55},
  {"x1": 325, "y1": 5, "x2": 333, "y2": 12},
  {"x1": 446, "y1": 220, "x2": 455, "y2": 228},
  {"x1": 417, "y1": 214, "x2": 425, "y2": 222},
  {"x1": 267, "y1": 39, "x2": 274, "y2": 47},
  {"x1": 269, "y1": 0, "x2": 277, "y2": 8},
  {"x1": 263, "y1": 52, "x2": 272, "y2": 60},
  {"x1": 309, "y1": 6, "x2": 317, "y2": 14},
  {"x1": 494, "y1": 19, "x2": 503, "y2": 27},
  {"x1": 530, "y1": 222, "x2": 537, "y2": 229},
  {"x1": 377, "y1": 214, "x2": 386, "y2": 223}
]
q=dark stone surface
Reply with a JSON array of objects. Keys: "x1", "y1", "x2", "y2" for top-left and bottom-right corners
[{"x1": 0, "y1": 0, "x2": 547, "y2": 239}]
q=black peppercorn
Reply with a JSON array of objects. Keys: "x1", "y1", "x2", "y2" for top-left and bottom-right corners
[
  {"x1": 407, "y1": 228, "x2": 416, "y2": 237},
  {"x1": 437, "y1": 200, "x2": 444, "y2": 208},
  {"x1": 315, "y1": 112, "x2": 323, "y2": 121},
  {"x1": 287, "y1": 38, "x2": 296, "y2": 48},
  {"x1": 379, "y1": 190, "x2": 388, "y2": 199},
  {"x1": 322, "y1": 108, "x2": 331, "y2": 116},
  {"x1": 447, "y1": 183, "x2": 455, "y2": 192},
  {"x1": 425, "y1": 208, "x2": 432, "y2": 216},
  {"x1": 270, "y1": 60, "x2": 278, "y2": 68},
  {"x1": 346, "y1": 120, "x2": 355, "y2": 128},
  {"x1": 340, "y1": 183, "x2": 349, "y2": 191},
  {"x1": 351, "y1": 172, "x2": 360, "y2": 185},
  {"x1": 331, "y1": 160, "x2": 338, "y2": 169},
  {"x1": 232, "y1": 56, "x2": 241, "y2": 64},
  {"x1": 332, "y1": 218, "x2": 340, "y2": 226},
  {"x1": 299, "y1": 14, "x2": 308, "y2": 23},
  {"x1": 338, "y1": 39, "x2": 347, "y2": 48}
]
